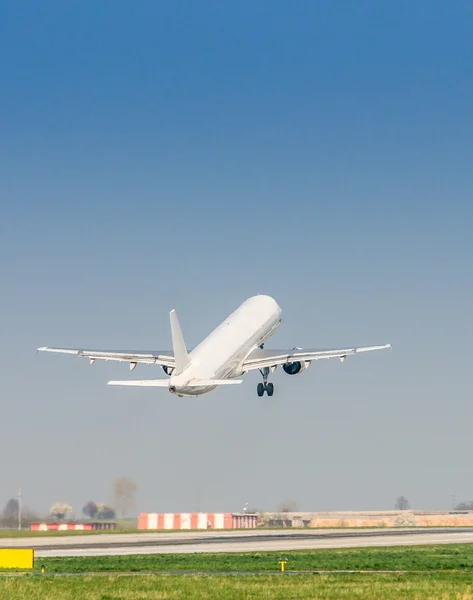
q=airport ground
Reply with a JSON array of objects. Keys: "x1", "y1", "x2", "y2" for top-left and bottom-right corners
[
  {"x1": 1, "y1": 544, "x2": 473, "y2": 599},
  {"x1": 2, "y1": 540, "x2": 473, "y2": 598},
  {"x1": 2, "y1": 526, "x2": 473, "y2": 557},
  {"x1": 1, "y1": 572, "x2": 472, "y2": 600}
]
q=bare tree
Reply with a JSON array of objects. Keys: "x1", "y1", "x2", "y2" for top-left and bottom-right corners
[
  {"x1": 454, "y1": 501, "x2": 473, "y2": 510},
  {"x1": 112, "y1": 476, "x2": 137, "y2": 518},
  {"x1": 50, "y1": 503, "x2": 73, "y2": 520},
  {"x1": 82, "y1": 500, "x2": 117, "y2": 520},
  {"x1": 97, "y1": 504, "x2": 116, "y2": 519},
  {"x1": 277, "y1": 499, "x2": 298, "y2": 513},
  {"x1": 394, "y1": 496, "x2": 411, "y2": 511},
  {"x1": 2, "y1": 498, "x2": 19, "y2": 520},
  {"x1": 1, "y1": 499, "x2": 39, "y2": 528},
  {"x1": 82, "y1": 501, "x2": 98, "y2": 519}
]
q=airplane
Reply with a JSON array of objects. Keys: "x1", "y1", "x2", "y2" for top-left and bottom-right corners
[{"x1": 37, "y1": 294, "x2": 391, "y2": 397}]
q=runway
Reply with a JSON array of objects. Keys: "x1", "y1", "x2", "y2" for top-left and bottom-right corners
[{"x1": 3, "y1": 528, "x2": 473, "y2": 558}]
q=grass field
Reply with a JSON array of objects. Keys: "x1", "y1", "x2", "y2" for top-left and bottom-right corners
[
  {"x1": 1, "y1": 573, "x2": 473, "y2": 599},
  {"x1": 0, "y1": 528, "x2": 144, "y2": 538},
  {"x1": 2, "y1": 545, "x2": 473, "y2": 599},
  {"x1": 31, "y1": 543, "x2": 473, "y2": 573},
  {"x1": 0, "y1": 519, "x2": 138, "y2": 538}
]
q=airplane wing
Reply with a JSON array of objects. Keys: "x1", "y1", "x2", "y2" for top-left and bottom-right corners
[
  {"x1": 242, "y1": 344, "x2": 391, "y2": 371},
  {"x1": 37, "y1": 347, "x2": 175, "y2": 368}
]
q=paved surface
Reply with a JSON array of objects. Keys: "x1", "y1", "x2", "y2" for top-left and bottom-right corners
[{"x1": 2, "y1": 528, "x2": 473, "y2": 558}]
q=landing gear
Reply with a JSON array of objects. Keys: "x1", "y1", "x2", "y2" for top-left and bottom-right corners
[{"x1": 257, "y1": 367, "x2": 275, "y2": 396}]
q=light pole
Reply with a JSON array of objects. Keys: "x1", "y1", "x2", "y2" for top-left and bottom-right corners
[{"x1": 18, "y1": 488, "x2": 22, "y2": 531}]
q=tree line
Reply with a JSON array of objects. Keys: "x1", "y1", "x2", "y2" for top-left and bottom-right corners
[{"x1": 0, "y1": 476, "x2": 137, "y2": 526}]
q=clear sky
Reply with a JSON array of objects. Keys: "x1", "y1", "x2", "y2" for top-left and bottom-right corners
[{"x1": 1, "y1": 1, "x2": 472, "y2": 517}]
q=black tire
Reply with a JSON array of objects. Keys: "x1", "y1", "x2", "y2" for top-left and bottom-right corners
[
  {"x1": 266, "y1": 383, "x2": 274, "y2": 396},
  {"x1": 257, "y1": 383, "x2": 265, "y2": 397}
]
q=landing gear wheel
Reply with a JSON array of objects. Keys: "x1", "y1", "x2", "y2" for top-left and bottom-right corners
[{"x1": 258, "y1": 367, "x2": 275, "y2": 397}]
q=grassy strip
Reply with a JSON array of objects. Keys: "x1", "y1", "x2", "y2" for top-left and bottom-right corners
[
  {"x1": 0, "y1": 521, "x2": 137, "y2": 538},
  {"x1": 1, "y1": 572, "x2": 473, "y2": 599},
  {"x1": 23, "y1": 543, "x2": 473, "y2": 574},
  {"x1": 0, "y1": 529, "x2": 142, "y2": 538},
  {"x1": 1, "y1": 525, "x2": 466, "y2": 539}
]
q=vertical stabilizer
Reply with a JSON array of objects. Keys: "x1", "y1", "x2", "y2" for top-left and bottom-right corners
[{"x1": 169, "y1": 310, "x2": 190, "y2": 375}]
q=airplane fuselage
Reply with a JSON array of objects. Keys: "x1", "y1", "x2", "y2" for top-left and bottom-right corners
[
  {"x1": 38, "y1": 294, "x2": 391, "y2": 397},
  {"x1": 169, "y1": 295, "x2": 282, "y2": 397}
]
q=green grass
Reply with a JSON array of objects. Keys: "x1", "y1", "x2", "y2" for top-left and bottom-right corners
[
  {"x1": 2, "y1": 546, "x2": 473, "y2": 599},
  {"x1": 0, "y1": 520, "x2": 138, "y2": 538},
  {"x1": 0, "y1": 524, "x2": 465, "y2": 539},
  {"x1": 20, "y1": 543, "x2": 473, "y2": 574},
  {"x1": 1, "y1": 573, "x2": 473, "y2": 599},
  {"x1": 0, "y1": 529, "x2": 144, "y2": 539}
]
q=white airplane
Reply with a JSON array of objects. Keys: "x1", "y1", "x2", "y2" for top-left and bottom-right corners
[{"x1": 37, "y1": 294, "x2": 390, "y2": 397}]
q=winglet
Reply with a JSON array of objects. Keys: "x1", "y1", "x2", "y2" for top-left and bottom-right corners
[{"x1": 169, "y1": 310, "x2": 190, "y2": 375}]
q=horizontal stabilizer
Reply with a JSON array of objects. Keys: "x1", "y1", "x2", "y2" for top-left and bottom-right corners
[
  {"x1": 107, "y1": 380, "x2": 170, "y2": 387},
  {"x1": 107, "y1": 378, "x2": 243, "y2": 388},
  {"x1": 187, "y1": 379, "x2": 242, "y2": 386}
]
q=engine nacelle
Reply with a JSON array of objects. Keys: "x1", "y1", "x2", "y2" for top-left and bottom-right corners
[
  {"x1": 162, "y1": 365, "x2": 174, "y2": 376},
  {"x1": 282, "y1": 360, "x2": 311, "y2": 375}
]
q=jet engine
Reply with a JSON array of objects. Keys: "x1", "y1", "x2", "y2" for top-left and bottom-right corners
[
  {"x1": 162, "y1": 365, "x2": 174, "y2": 376},
  {"x1": 282, "y1": 360, "x2": 311, "y2": 375}
]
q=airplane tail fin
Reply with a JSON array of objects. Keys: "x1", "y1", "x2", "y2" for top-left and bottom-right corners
[{"x1": 169, "y1": 309, "x2": 191, "y2": 375}]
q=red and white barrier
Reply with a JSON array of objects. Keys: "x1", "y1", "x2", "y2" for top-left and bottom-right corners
[
  {"x1": 138, "y1": 512, "x2": 233, "y2": 530},
  {"x1": 30, "y1": 523, "x2": 93, "y2": 531}
]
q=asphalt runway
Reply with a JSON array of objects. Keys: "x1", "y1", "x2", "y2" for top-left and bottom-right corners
[{"x1": 3, "y1": 528, "x2": 473, "y2": 558}]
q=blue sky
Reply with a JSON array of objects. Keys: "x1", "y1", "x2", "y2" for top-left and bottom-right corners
[{"x1": 1, "y1": 1, "x2": 472, "y2": 517}]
